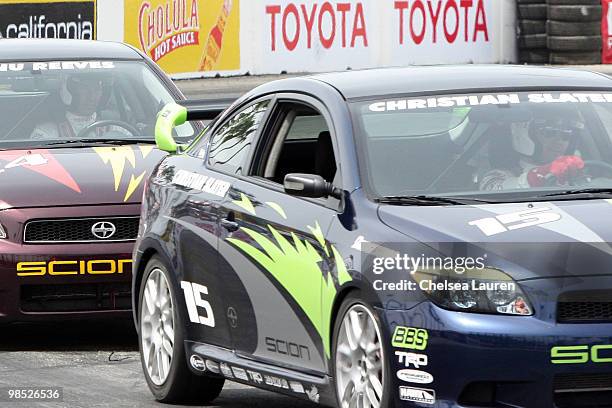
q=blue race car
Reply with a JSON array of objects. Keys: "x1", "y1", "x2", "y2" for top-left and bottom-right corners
[{"x1": 133, "y1": 65, "x2": 612, "y2": 407}]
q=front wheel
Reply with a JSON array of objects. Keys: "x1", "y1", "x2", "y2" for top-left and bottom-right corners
[
  {"x1": 332, "y1": 293, "x2": 390, "y2": 408},
  {"x1": 138, "y1": 255, "x2": 224, "y2": 404}
]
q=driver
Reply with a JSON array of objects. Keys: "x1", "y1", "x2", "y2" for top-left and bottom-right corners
[
  {"x1": 480, "y1": 113, "x2": 585, "y2": 190},
  {"x1": 30, "y1": 73, "x2": 130, "y2": 139}
]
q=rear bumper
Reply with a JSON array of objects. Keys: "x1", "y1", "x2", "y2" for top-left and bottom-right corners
[{"x1": 0, "y1": 205, "x2": 139, "y2": 323}]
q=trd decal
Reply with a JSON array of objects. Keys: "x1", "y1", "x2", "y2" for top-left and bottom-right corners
[
  {"x1": 17, "y1": 259, "x2": 132, "y2": 277},
  {"x1": 469, "y1": 207, "x2": 561, "y2": 236},
  {"x1": 180, "y1": 281, "x2": 215, "y2": 327},
  {"x1": 0, "y1": 150, "x2": 81, "y2": 192},
  {"x1": 395, "y1": 351, "x2": 428, "y2": 368},
  {"x1": 392, "y1": 326, "x2": 428, "y2": 350},
  {"x1": 551, "y1": 345, "x2": 612, "y2": 364},
  {"x1": 93, "y1": 146, "x2": 153, "y2": 202},
  {"x1": 265, "y1": 337, "x2": 311, "y2": 360}
]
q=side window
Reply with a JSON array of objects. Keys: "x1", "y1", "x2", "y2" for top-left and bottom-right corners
[
  {"x1": 208, "y1": 100, "x2": 269, "y2": 175},
  {"x1": 254, "y1": 102, "x2": 337, "y2": 185}
]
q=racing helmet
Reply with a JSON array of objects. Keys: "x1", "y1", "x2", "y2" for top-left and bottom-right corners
[
  {"x1": 511, "y1": 106, "x2": 584, "y2": 158},
  {"x1": 59, "y1": 72, "x2": 112, "y2": 109}
]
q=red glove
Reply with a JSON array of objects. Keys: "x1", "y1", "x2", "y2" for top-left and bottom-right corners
[{"x1": 527, "y1": 156, "x2": 584, "y2": 187}]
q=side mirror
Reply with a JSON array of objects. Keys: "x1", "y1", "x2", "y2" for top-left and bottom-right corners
[
  {"x1": 284, "y1": 173, "x2": 342, "y2": 199},
  {"x1": 155, "y1": 103, "x2": 187, "y2": 153}
]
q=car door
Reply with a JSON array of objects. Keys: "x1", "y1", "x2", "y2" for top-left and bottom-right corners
[{"x1": 216, "y1": 95, "x2": 346, "y2": 374}]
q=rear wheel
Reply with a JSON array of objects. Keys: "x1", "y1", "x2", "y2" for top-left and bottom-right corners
[
  {"x1": 333, "y1": 294, "x2": 389, "y2": 408},
  {"x1": 138, "y1": 256, "x2": 224, "y2": 403}
]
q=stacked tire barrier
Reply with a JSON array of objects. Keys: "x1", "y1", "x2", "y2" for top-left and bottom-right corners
[{"x1": 518, "y1": 0, "x2": 603, "y2": 64}]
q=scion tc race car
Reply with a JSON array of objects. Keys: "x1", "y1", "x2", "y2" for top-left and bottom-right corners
[
  {"x1": 134, "y1": 66, "x2": 612, "y2": 408},
  {"x1": 0, "y1": 39, "x2": 204, "y2": 323}
]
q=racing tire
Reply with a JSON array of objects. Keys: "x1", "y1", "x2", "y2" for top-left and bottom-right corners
[
  {"x1": 517, "y1": 4, "x2": 547, "y2": 19},
  {"x1": 547, "y1": 35, "x2": 601, "y2": 51},
  {"x1": 518, "y1": 19, "x2": 547, "y2": 35},
  {"x1": 137, "y1": 256, "x2": 225, "y2": 404},
  {"x1": 546, "y1": 0, "x2": 600, "y2": 5},
  {"x1": 546, "y1": 20, "x2": 600, "y2": 36},
  {"x1": 549, "y1": 51, "x2": 601, "y2": 64},
  {"x1": 519, "y1": 49, "x2": 550, "y2": 64},
  {"x1": 518, "y1": 34, "x2": 547, "y2": 50},
  {"x1": 332, "y1": 293, "x2": 391, "y2": 408},
  {"x1": 547, "y1": 5, "x2": 601, "y2": 22}
]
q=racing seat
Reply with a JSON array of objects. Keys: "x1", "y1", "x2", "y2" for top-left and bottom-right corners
[{"x1": 315, "y1": 131, "x2": 337, "y2": 182}]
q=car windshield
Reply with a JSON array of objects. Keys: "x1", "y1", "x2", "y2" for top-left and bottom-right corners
[
  {"x1": 0, "y1": 60, "x2": 194, "y2": 149},
  {"x1": 351, "y1": 91, "x2": 612, "y2": 201}
]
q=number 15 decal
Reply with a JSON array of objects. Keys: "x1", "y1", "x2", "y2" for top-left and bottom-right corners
[
  {"x1": 469, "y1": 207, "x2": 561, "y2": 236},
  {"x1": 181, "y1": 281, "x2": 215, "y2": 327}
]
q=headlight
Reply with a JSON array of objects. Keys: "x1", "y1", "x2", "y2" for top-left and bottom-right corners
[
  {"x1": 0, "y1": 223, "x2": 6, "y2": 239},
  {"x1": 413, "y1": 267, "x2": 533, "y2": 316}
]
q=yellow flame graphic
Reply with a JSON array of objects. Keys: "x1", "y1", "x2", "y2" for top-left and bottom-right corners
[{"x1": 93, "y1": 146, "x2": 148, "y2": 202}]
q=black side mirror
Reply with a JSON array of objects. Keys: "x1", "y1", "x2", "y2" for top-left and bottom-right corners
[{"x1": 284, "y1": 173, "x2": 342, "y2": 199}]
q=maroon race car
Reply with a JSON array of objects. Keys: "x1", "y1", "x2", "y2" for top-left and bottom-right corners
[{"x1": 0, "y1": 39, "x2": 202, "y2": 323}]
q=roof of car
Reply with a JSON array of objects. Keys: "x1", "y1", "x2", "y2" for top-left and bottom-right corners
[
  {"x1": 307, "y1": 65, "x2": 612, "y2": 100},
  {"x1": 0, "y1": 39, "x2": 143, "y2": 62}
]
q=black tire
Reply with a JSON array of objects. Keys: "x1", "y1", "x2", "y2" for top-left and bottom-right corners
[
  {"x1": 547, "y1": 35, "x2": 602, "y2": 51},
  {"x1": 550, "y1": 51, "x2": 601, "y2": 64},
  {"x1": 546, "y1": 20, "x2": 600, "y2": 36},
  {"x1": 518, "y1": 19, "x2": 547, "y2": 35},
  {"x1": 518, "y1": 4, "x2": 547, "y2": 19},
  {"x1": 519, "y1": 49, "x2": 550, "y2": 64},
  {"x1": 138, "y1": 256, "x2": 225, "y2": 404},
  {"x1": 547, "y1": 0, "x2": 600, "y2": 5},
  {"x1": 518, "y1": 33, "x2": 548, "y2": 49},
  {"x1": 548, "y1": 5, "x2": 601, "y2": 22},
  {"x1": 332, "y1": 292, "x2": 391, "y2": 408}
]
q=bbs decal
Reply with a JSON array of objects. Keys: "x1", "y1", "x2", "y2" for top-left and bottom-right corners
[
  {"x1": 180, "y1": 281, "x2": 215, "y2": 327},
  {"x1": 469, "y1": 207, "x2": 561, "y2": 236},
  {"x1": 392, "y1": 326, "x2": 428, "y2": 350}
]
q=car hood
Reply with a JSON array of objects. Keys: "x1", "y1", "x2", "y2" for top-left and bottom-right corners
[
  {"x1": 0, "y1": 146, "x2": 166, "y2": 209},
  {"x1": 378, "y1": 200, "x2": 612, "y2": 280}
]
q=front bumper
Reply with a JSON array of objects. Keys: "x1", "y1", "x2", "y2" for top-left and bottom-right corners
[
  {"x1": 383, "y1": 275, "x2": 612, "y2": 408},
  {"x1": 0, "y1": 205, "x2": 139, "y2": 323}
]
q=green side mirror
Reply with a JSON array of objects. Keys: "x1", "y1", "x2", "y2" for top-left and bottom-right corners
[{"x1": 155, "y1": 103, "x2": 187, "y2": 153}]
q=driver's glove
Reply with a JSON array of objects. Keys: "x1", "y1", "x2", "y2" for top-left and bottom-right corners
[{"x1": 527, "y1": 155, "x2": 584, "y2": 186}]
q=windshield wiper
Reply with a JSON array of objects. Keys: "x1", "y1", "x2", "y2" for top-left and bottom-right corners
[
  {"x1": 376, "y1": 195, "x2": 493, "y2": 206},
  {"x1": 539, "y1": 188, "x2": 612, "y2": 198},
  {"x1": 44, "y1": 138, "x2": 156, "y2": 146}
]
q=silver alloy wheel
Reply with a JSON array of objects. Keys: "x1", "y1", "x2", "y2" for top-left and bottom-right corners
[
  {"x1": 335, "y1": 303, "x2": 384, "y2": 408},
  {"x1": 141, "y1": 267, "x2": 175, "y2": 386}
]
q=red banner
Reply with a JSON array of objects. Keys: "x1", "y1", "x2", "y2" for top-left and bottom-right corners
[{"x1": 603, "y1": 0, "x2": 612, "y2": 63}]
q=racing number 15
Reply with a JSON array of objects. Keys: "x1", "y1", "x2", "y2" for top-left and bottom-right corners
[{"x1": 180, "y1": 281, "x2": 215, "y2": 327}]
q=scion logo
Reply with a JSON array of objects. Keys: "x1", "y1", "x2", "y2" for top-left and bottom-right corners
[
  {"x1": 265, "y1": 337, "x2": 311, "y2": 360},
  {"x1": 551, "y1": 345, "x2": 612, "y2": 364},
  {"x1": 91, "y1": 221, "x2": 116, "y2": 239}
]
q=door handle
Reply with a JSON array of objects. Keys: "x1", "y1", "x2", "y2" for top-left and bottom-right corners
[{"x1": 221, "y1": 217, "x2": 239, "y2": 232}]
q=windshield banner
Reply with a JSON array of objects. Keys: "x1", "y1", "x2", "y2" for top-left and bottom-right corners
[
  {"x1": 0, "y1": 0, "x2": 95, "y2": 40},
  {"x1": 123, "y1": 0, "x2": 240, "y2": 75}
]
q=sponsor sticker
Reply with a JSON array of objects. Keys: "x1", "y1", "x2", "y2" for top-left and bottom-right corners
[
  {"x1": 289, "y1": 381, "x2": 305, "y2": 393},
  {"x1": 173, "y1": 169, "x2": 231, "y2": 197},
  {"x1": 231, "y1": 367, "x2": 249, "y2": 381},
  {"x1": 392, "y1": 326, "x2": 428, "y2": 350},
  {"x1": 220, "y1": 363, "x2": 233, "y2": 378},
  {"x1": 189, "y1": 355, "x2": 206, "y2": 372},
  {"x1": 395, "y1": 351, "x2": 428, "y2": 369},
  {"x1": 205, "y1": 360, "x2": 220, "y2": 374},
  {"x1": 399, "y1": 386, "x2": 436, "y2": 404},
  {"x1": 397, "y1": 369, "x2": 434, "y2": 384},
  {"x1": 247, "y1": 370, "x2": 263, "y2": 385},
  {"x1": 264, "y1": 375, "x2": 289, "y2": 389},
  {"x1": 305, "y1": 385, "x2": 319, "y2": 403}
]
